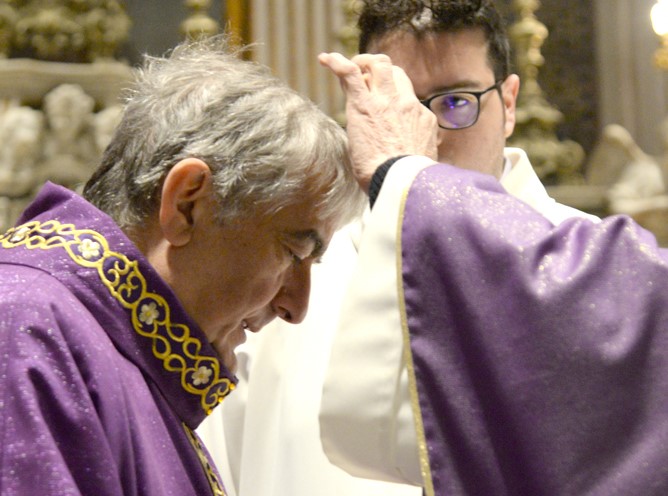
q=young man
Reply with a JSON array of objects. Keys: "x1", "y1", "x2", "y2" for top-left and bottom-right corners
[
  {"x1": 0, "y1": 36, "x2": 362, "y2": 495},
  {"x1": 321, "y1": 45, "x2": 668, "y2": 494},
  {"x1": 198, "y1": 1, "x2": 594, "y2": 494}
]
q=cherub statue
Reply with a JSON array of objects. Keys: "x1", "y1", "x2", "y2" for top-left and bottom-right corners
[
  {"x1": 0, "y1": 102, "x2": 44, "y2": 196},
  {"x1": 586, "y1": 122, "x2": 668, "y2": 245},
  {"x1": 93, "y1": 104, "x2": 122, "y2": 154},
  {"x1": 40, "y1": 84, "x2": 99, "y2": 190},
  {"x1": 0, "y1": 102, "x2": 44, "y2": 230}
]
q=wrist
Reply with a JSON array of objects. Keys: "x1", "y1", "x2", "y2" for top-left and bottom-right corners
[{"x1": 369, "y1": 156, "x2": 407, "y2": 208}]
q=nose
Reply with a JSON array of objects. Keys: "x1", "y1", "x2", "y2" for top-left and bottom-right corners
[{"x1": 271, "y1": 264, "x2": 311, "y2": 324}]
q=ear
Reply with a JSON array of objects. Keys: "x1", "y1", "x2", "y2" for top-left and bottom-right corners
[
  {"x1": 501, "y1": 74, "x2": 520, "y2": 139},
  {"x1": 159, "y1": 158, "x2": 212, "y2": 247}
]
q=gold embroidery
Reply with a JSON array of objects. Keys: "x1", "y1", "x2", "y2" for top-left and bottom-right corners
[
  {"x1": 396, "y1": 190, "x2": 436, "y2": 496},
  {"x1": 1, "y1": 220, "x2": 234, "y2": 414},
  {"x1": 184, "y1": 423, "x2": 227, "y2": 496}
]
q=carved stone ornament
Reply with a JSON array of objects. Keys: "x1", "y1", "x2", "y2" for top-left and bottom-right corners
[
  {"x1": 0, "y1": 1, "x2": 133, "y2": 231},
  {"x1": 507, "y1": 0, "x2": 585, "y2": 185},
  {"x1": 181, "y1": 0, "x2": 220, "y2": 40},
  {"x1": 6, "y1": 0, "x2": 131, "y2": 63}
]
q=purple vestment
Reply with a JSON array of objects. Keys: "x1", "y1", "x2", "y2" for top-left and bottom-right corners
[
  {"x1": 400, "y1": 164, "x2": 668, "y2": 495},
  {"x1": 0, "y1": 183, "x2": 236, "y2": 495}
]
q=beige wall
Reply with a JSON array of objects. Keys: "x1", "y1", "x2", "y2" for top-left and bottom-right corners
[{"x1": 248, "y1": 0, "x2": 347, "y2": 120}]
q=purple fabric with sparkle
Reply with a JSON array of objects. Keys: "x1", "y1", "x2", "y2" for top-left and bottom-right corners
[
  {"x1": 400, "y1": 164, "x2": 668, "y2": 495},
  {"x1": 0, "y1": 183, "x2": 234, "y2": 495}
]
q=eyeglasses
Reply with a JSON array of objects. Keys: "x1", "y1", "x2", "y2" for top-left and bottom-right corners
[{"x1": 420, "y1": 81, "x2": 503, "y2": 130}]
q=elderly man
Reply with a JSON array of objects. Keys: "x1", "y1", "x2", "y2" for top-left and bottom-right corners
[{"x1": 0, "y1": 36, "x2": 362, "y2": 496}]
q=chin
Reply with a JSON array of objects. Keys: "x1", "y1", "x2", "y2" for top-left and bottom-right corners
[
  {"x1": 210, "y1": 327, "x2": 245, "y2": 373},
  {"x1": 220, "y1": 349, "x2": 238, "y2": 374}
]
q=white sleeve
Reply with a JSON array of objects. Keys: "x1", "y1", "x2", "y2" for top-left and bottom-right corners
[{"x1": 319, "y1": 156, "x2": 434, "y2": 485}]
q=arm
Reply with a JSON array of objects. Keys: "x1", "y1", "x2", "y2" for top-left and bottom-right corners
[
  {"x1": 319, "y1": 51, "x2": 668, "y2": 494},
  {"x1": 316, "y1": 51, "x2": 438, "y2": 485},
  {"x1": 325, "y1": 152, "x2": 668, "y2": 494},
  {"x1": 320, "y1": 157, "x2": 434, "y2": 485}
]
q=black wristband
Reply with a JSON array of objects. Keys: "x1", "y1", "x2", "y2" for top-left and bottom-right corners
[{"x1": 369, "y1": 156, "x2": 407, "y2": 209}]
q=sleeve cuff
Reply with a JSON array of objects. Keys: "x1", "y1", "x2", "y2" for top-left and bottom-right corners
[{"x1": 369, "y1": 156, "x2": 407, "y2": 209}]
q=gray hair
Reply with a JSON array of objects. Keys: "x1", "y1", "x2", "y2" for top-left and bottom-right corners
[{"x1": 83, "y1": 35, "x2": 364, "y2": 230}]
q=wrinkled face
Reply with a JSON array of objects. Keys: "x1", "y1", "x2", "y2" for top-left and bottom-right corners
[
  {"x1": 171, "y1": 194, "x2": 336, "y2": 373},
  {"x1": 369, "y1": 28, "x2": 519, "y2": 178}
]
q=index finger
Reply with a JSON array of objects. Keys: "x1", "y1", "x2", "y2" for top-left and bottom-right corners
[
  {"x1": 318, "y1": 52, "x2": 370, "y2": 100},
  {"x1": 351, "y1": 53, "x2": 397, "y2": 95}
]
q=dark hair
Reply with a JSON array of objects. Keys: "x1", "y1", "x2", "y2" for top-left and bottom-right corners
[{"x1": 357, "y1": 0, "x2": 511, "y2": 81}]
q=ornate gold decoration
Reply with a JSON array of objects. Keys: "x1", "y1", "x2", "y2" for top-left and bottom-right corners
[
  {"x1": 225, "y1": 0, "x2": 250, "y2": 50},
  {"x1": 508, "y1": 0, "x2": 585, "y2": 184},
  {"x1": 1, "y1": 220, "x2": 235, "y2": 414},
  {"x1": 181, "y1": 0, "x2": 220, "y2": 40},
  {"x1": 339, "y1": 0, "x2": 363, "y2": 57},
  {"x1": 7, "y1": 0, "x2": 130, "y2": 63},
  {"x1": 396, "y1": 187, "x2": 436, "y2": 496},
  {"x1": 183, "y1": 424, "x2": 227, "y2": 495},
  {"x1": 0, "y1": 2, "x2": 18, "y2": 58},
  {"x1": 0, "y1": 2, "x2": 134, "y2": 230},
  {"x1": 654, "y1": 37, "x2": 668, "y2": 69},
  {"x1": 335, "y1": 0, "x2": 363, "y2": 125}
]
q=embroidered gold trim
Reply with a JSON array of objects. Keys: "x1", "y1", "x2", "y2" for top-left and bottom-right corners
[
  {"x1": 396, "y1": 187, "x2": 435, "y2": 496},
  {"x1": 184, "y1": 423, "x2": 227, "y2": 496},
  {"x1": 1, "y1": 220, "x2": 234, "y2": 414}
]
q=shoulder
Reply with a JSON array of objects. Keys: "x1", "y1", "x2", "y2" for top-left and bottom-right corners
[
  {"x1": 0, "y1": 263, "x2": 88, "y2": 330},
  {"x1": 0, "y1": 263, "x2": 111, "y2": 370}
]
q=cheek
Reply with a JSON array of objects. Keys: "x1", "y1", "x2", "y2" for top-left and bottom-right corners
[
  {"x1": 234, "y1": 265, "x2": 287, "y2": 307},
  {"x1": 437, "y1": 127, "x2": 503, "y2": 176},
  {"x1": 436, "y1": 130, "x2": 478, "y2": 165}
]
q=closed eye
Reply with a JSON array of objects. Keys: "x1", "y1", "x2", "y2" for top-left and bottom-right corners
[
  {"x1": 285, "y1": 246, "x2": 325, "y2": 266},
  {"x1": 286, "y1": 247, "x2": 304, "y2": 264},
  {"x1": 281, "y1": 229, "x2": 324, "y2": 265}
]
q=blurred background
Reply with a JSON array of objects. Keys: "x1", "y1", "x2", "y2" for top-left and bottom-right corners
[{"x1": 1, "y1": 0, "x2": 668, "y2": 241}]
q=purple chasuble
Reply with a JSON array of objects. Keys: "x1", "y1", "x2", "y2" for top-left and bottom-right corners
[
  {"x1": 399, "y1": 164, "x2": 668, "y2": 495},
  {"x1": 0, "y1": 183, "x2": 236, "y2": 495}
]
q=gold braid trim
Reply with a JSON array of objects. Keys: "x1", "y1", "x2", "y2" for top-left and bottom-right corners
[
  {"x1": 184, "y1": 423, "x2": 227, "y2": 496},
  {"x1": 1, "y1": 220, "x2": 234, "y2": 414},
  {"x1": 396, "y1": 189, "x2": 435, "y2": 495}
]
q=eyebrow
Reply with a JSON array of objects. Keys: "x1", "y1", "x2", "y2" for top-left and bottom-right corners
[
  {"x1": 422, "y1": 79, "x2": 487, "y2": 99},
  {"x1": 285, "y1": 229, "x2": 325, "y2": 259}
]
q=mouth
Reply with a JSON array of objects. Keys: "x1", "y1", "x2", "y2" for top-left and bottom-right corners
[{"x1": 240, "y1": 319, "x2": 264, "y2": 334}]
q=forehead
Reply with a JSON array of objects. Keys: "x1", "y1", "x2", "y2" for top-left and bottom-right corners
[
  {"x1": 262, "y1": 195, "x2": 338, "y2": 248},
  {"x1": 368, "y1": 28, "x2": 495, "y2": 96}
]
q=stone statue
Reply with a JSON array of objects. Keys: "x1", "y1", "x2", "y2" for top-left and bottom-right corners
[
  {"x1": 587, "y1": 123, "x2": 668, "y2": 245},
  {"x1": 14, "y1": 5, "x2": 87, "y2": 62},
  {"x1": 0, "y1": 102, "x2": 44, "y2": 230},
  {"x1": 93, "y1": 103, "x2": 122, "y2": 153},
  {"x1": 40, "y1": 84, "x2": 98, "y2": 191},
  {"x1": 81, "y1": 0, "x2": 132, "y2": 61},
  {"x1": 9, "y1": 0, "x2": 131, "y2": 62}
]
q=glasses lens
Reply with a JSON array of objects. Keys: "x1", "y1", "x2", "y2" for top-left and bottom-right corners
[{"x1": 431, "y1": 93, "x2": 479, "y2": 129}]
